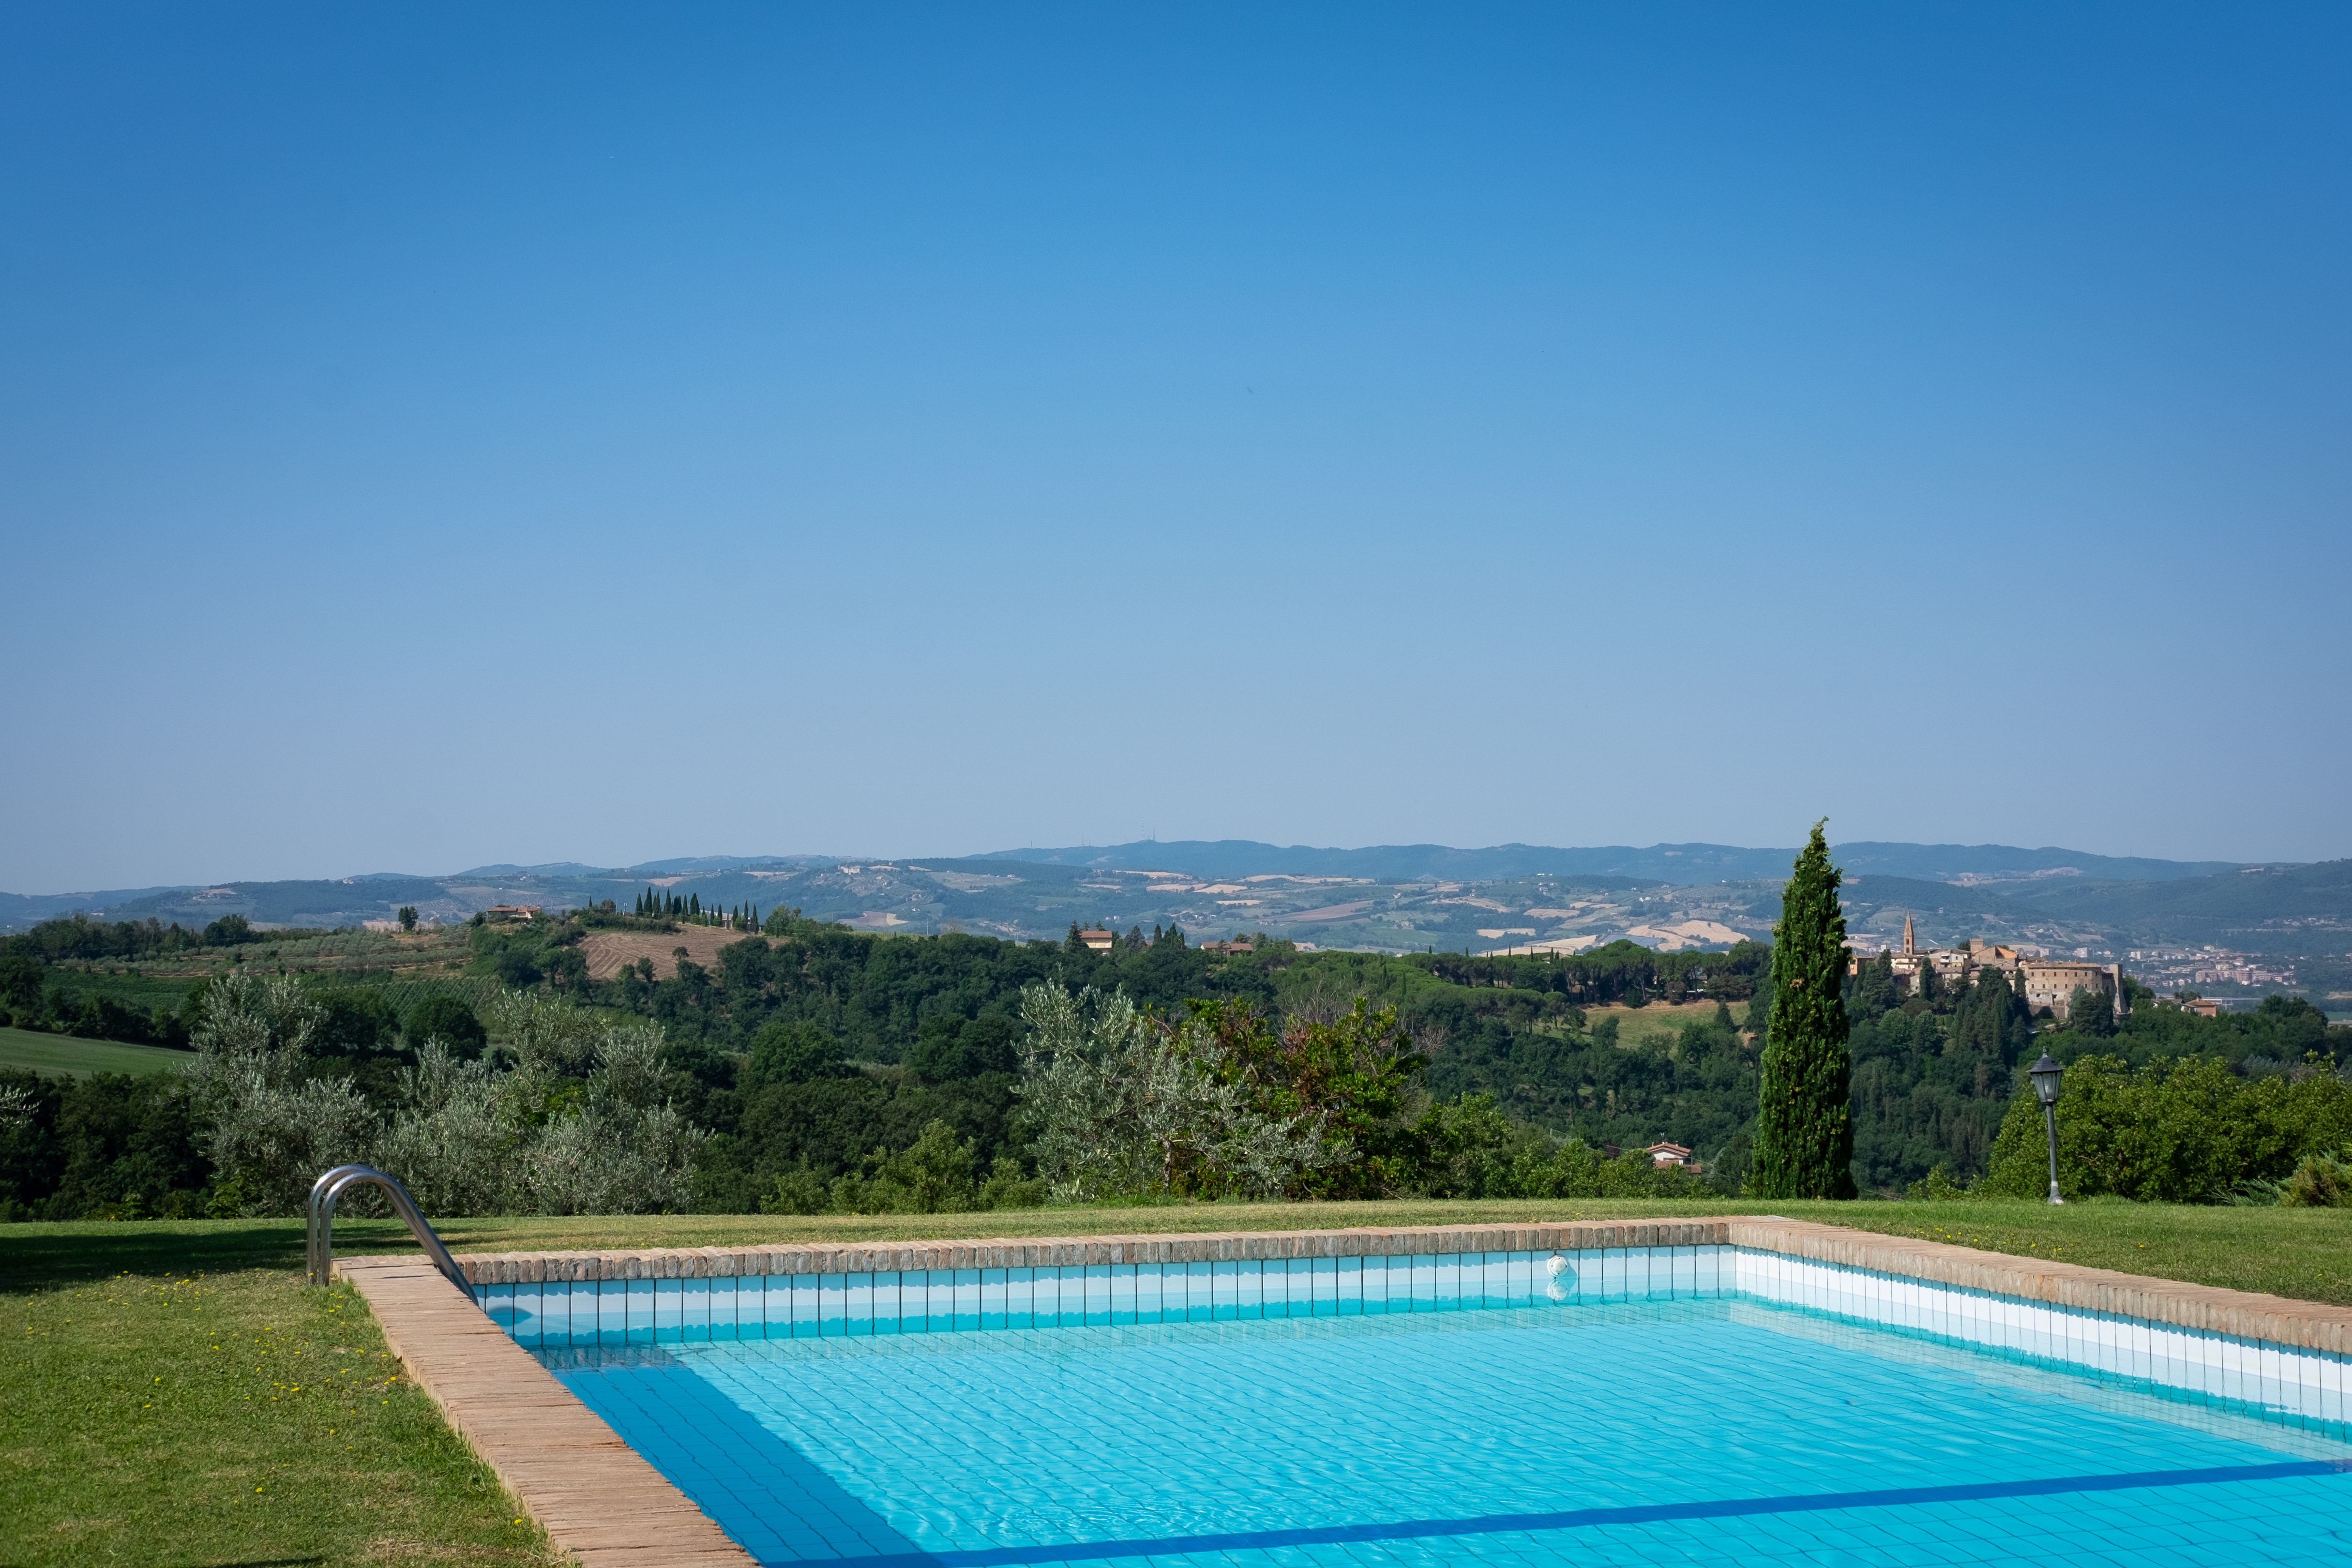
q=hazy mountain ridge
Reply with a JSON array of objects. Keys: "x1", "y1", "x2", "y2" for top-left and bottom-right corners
[
  {"x1": 5, "y1": 847, "x2": 2342, "y2": 984},
  {"x1": 979, "y1": 839, "x2": 2248, "y2": 884},
  {"x1": 0, "y1": 886, "x2": 203, "y2": 929}
]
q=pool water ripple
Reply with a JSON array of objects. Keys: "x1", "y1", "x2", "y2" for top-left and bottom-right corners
[{"x1": 539, "y1": 1297, "x2": 2352, "y2": 1566}]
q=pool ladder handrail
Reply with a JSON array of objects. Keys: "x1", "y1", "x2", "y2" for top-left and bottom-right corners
[{"x1": 305, "y1": 1163, "x2": 476, "y2": 1302}]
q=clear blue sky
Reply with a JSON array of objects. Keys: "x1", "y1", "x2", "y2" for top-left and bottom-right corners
[{"x1": 3, "y1": 3, "x2": 2346, "y2": 890}]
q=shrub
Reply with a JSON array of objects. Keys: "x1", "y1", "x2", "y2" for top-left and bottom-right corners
[
  {"x1": 1978, "y1": 1054, "x2": 2352, "y2": 1203},
  {"x1": 2281, "y1": 1151, "x2": 2352, "y2": 1208},
  {"x1": 183, "y1": 972, "x2": 376, "y2": 1216},
  {"x1": 759, "y1": 1165, "x2": 830, "y2": 1215},
  {"x1": 403, "y1": 993, "x2": 488, "y2": 1058}
]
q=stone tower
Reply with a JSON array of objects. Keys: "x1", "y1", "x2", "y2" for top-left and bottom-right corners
[{"x1": 1902, "y1": 914, "x2": 1915, "y2": 955}]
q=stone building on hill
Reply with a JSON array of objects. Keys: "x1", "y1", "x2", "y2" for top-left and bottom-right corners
[
  {"x1": 2017, "y1": 957, "x2": 2127, "y2": 1022},
  {"x1": 1853, "y1": 914, "x2": 2125, "y2": 1024}
]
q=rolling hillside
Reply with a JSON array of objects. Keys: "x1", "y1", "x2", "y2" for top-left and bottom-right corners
[
  {"x1": 5, "y1": 847, "x2": 2341, "y2": 990},
  {"x1": 977, "y1": 839, "x2": 2244, "y2": 884}
]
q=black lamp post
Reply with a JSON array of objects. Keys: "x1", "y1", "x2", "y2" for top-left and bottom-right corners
[{"x1": 2029, "y1": 1052, "x2": 2065, "y2": 1205}]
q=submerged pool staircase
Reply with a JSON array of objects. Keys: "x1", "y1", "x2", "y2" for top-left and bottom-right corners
[{"x1": 305, "y1": 1163, "x2": 475, "y2": 1302}]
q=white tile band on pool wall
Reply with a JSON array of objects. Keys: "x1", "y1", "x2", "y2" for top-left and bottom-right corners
[
  {"x1": 479, "y1": 1243, "x2": 2352, "y2": 1440},
  {"x1": 1733, "y1": 1246, "x2": 2352, "y2": 1436}
]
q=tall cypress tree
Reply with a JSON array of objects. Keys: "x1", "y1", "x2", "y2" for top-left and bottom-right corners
[{"x1": 1749, "y1": 820, "x2": 1857, "y2": 1199}]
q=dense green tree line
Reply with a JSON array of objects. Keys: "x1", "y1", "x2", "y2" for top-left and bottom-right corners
[
  {"x1": 502, "y1": 915, "x2": 1768, "y2": 1205},
  {"x1": 2053, "y1": 988, "x2": 2340, "y2": 1069},
  {"x1": 11, "y1": 884, "x2": 2348, "y2": 1219},
  {"x1": 1417, "y1": 1000, "x2": 1759, "y2": 1171},
  {"x1": 2, "y1": 911, "x2": 275, "y2": 964},
  {"x1": 1, "y1": 913, "x2": 302, "y2": 1046},
  {"x1": 0, "y1": 1069, "x2": 211, "y2": 1220},
  {"x1": 1410, "y1": 942, "x2": 1767, "y2": 1004},
  {"x1": 0, "y1": 988, "x2": 485, "y2": 1220},
  {"x1": 1841, "y1": 957, "x2": 2033, "y2": 1191},
  {"x1": 1, "y1": 955, "x2": 199, "y2": 1047}
]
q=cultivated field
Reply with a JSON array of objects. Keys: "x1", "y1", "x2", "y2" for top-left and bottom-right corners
[
  {"x1": 48, "y1": 924, "x2": 475, "y2": 987},
  {"x1": 579, "y1": 924, "x2": 753, "y2": 981},
  {"x1": 1580, "y1": 997, "x2": 1743, "y2": 1048}
]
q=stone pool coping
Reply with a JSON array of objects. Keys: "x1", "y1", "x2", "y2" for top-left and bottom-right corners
[
  {"x1": 336, "y1": 1216, "x2": 2352, "y2": 1566},
  {"x1": 338, "y1": 1251, "x2": 757, "y2": 1567}
]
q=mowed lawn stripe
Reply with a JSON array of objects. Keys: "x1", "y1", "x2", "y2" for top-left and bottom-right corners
[{"x1": 0, "y1": 1027, "x2": 192, "y2": 1078}]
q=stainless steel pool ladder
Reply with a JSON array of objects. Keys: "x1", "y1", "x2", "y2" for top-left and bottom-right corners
[{"x1": 305, "y1": 1163, "x2": 476, "y2": 1303}]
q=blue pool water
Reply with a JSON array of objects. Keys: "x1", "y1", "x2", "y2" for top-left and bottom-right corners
[{"x1": 529, "y1": 1295, "x2": 2352, "y2": 1566}]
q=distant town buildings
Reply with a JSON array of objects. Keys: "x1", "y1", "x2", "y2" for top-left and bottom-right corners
[
  {"x1": 2123, "y1": 946, "x2": 2296, "y2": 994},
  {"x1": 484, "y1": 904, "x2": 542, "y2": 922},
  {"x1": 1077, "y1": 928, "x2": 1115, "y2": 952},
  {"x1": 1852, "y1": 915, "x2": 2126, "y2": 1023},
  {"x1": 2194, "y1": 959, "x2": 2294, "y2": 986}
]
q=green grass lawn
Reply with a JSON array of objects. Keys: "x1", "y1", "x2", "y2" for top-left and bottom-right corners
[
  {"x1": 10, "y1": 1196, "x2": 2351, "y2": 1302},
  {"x1": 1, "y1": 1266, "x2": 558, "y2": 1568},
  {"x1": 8, "y1": 1196, "x2": 2349, "y2": 1566},
  {"x1": 0, "y1": 1026, "x2": 192, "y2": 1078}
]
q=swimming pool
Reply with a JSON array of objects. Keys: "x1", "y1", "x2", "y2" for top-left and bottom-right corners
[{"x1": 482, "y1": 1242, "x2": 2352, "y2": 1567}]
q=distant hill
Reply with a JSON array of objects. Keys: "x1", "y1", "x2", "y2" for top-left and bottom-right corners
[
  {"x1": 5, "y1": 846, "x2": 2330, "y2": 965},
  {"x1": 618, "y1": 854, "x2": 834, "y2": 875},
  {"x1": 444, "y1": 861, "x2": 623, "y2": 879},
  {"x1": 449, "y1": 855, "x2": 835, "y2": 879},
  {"x1": 1832, "y1": 842, "x2": 2244, "y2": 883},
  {"x1": 0, "y1": 885, "x2": 197, "y2": 930},
  {"x1": 101, "y1": 876, "x2": 454, "y2": 929},
  {"x1": 977, "y1": 839, "x2": 2246, "y2": 885},
  {"x1": 1989, "y1": 860, "x2": 2352, "y2": 955},
  {"x1": 976, "y1": 840, "x2": 1757, "y2": 881}
]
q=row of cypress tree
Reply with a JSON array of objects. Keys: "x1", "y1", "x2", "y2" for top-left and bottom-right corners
[{"x1": 630, "y1": 888, "x2": 760, "y2": 929}]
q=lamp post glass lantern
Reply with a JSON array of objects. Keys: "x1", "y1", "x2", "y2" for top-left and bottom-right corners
[{"x1": 2029, "y1": 1052, "x2": 2065, "y2": 1205}]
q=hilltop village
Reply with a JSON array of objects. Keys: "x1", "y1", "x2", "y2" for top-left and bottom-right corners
[{"x1": 1853, "y1": 915, "x2": 2126, "y2": 1023}]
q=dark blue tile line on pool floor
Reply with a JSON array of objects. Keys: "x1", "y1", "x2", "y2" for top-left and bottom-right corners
[
  {"x1": 769, "y1": 1461, "x2": 2352, "y2": 1568},
  {"x1": 550, "y1": 1361, "x2": 922, "y2": 1565}
]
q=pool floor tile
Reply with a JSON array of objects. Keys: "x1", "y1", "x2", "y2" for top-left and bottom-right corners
[{"x1": 540, "y1": 1297, "x2": 2352, "y2": 1568}]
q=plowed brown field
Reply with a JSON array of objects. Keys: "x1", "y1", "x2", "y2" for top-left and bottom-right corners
[{"x1": 580, "y1": 925, "x2": 753, "y2": 981}]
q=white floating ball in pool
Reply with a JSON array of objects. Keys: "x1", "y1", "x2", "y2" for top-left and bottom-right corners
[{"x1": 1545, "y1": 1253, "x2": 1569, "y2": 1279}]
